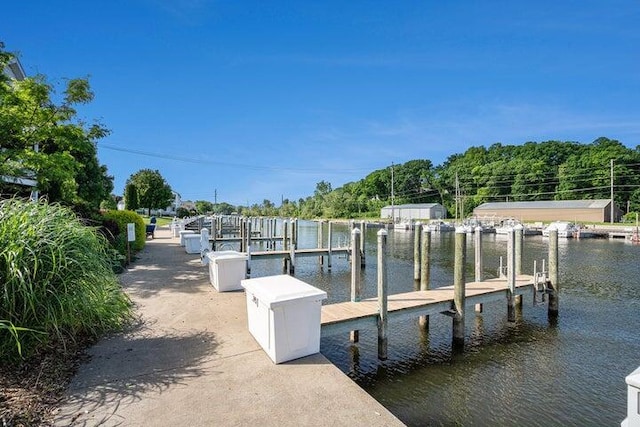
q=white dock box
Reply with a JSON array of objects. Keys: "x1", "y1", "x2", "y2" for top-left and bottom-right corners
[
  {"x1": 179, "y1": 230, "x2": 195, "y2": 246},
  {"x1": 622, "y1": 366, "x2": 640, "y2": 427},
  {"x1": 241, "y1": 275, "x2": 327, "y2": 364},
  {"x1": 171, "y1": 222, "x2": 182, "y2": 238},
  {"x1": 183, "y1": 234, "x2": 202, "y2": 254},
  {"x1": 206, "y1": 251, "x2": 248, "y2": 291}
]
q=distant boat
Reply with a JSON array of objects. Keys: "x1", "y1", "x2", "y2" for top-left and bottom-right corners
[
  {"x1": 393, "y1": 221, "x2": 413, "y2": 231},
  {"x1": 542, "y1": 221, "x2": 579, "y2": 238},
  {"x1": 495, "y1": 219, "x2": 538, "y2": 235},
  {"x1": 457, "y1": 224, "x2": 474, "y2": 234},
  {"x1": 427, "y1": 221, "x2": 455, "y2": 232}
]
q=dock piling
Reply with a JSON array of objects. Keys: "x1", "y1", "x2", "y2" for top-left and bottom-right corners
[
  {"x1": 507, "y1": 227, "x2": 516, "y2": 322},
  {"x1": 548, "y1": 227, "x2": 559, "y2": 318},
  {"x1": 377, "y1": 229, "x2": 388, "y2": 360},
  {"x1": 453, "y1": 228, "x2": 466, "y2": 350},
  {"x1": 420, "y1": 226, "x2": 431, "y2": 290},
  {"x1": 514, "y1": 224, "x2": 524, "y2": 308},
  {"x1": 350, "y1": 227, "x2": 361, "y2": 342},
  {"x1": 328, "y1": 221, "x2": 333, "y2": 270},
  {"x1": 413, "y1": 222, "x2": 422, "y2": 285},
  {"x1": 419, "y1": 225, "x2": 431, "y2": 328},
  {"x1": 360, "y1": 220, "x2": 366, "y2": 268},
  {"x1": 318, "y1": 220, "x2": 324, "y2": 267},
  {"x1": 474, "y1": 226, "x2": 484, "y2": 313}
]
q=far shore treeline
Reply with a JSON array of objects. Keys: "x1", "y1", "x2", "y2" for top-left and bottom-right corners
[{"x1": 209, "y1": 137, "x2": 640, "y2": 220}]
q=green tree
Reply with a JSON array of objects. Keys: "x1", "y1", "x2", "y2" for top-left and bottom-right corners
[
  {"x1": 100, "y1": 195, "x2": 118, "y2": 210},
  {"x1": 195, "y1": 200, "x2": 214, "y2": 214},
  {"x1": 213, "y1": 202, "x2": 235, "y2": 215},
  {"x1": 125, "y1": 169, "x2": 173, "y2": 216},
  {"x1": 0, "y1": 43, "x2": 113, "y2": 215},
  {"x1": 124, "y1": 183, "x2": 139, "y2": 210}
]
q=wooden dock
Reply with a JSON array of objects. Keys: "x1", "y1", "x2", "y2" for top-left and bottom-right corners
[
  {"x1": 321, "y1": 275, "x2": 537, "y2": 336},
  {"x1": 251, "y1": 247, "x2": 350, "y2": 259}
]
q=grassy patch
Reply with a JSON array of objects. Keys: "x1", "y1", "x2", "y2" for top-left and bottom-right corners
[{"x1": 0, "y1": 199, "x2": 132, "y2": 361}]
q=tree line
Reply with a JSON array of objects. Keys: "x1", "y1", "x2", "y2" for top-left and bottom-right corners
[{"x1": 208, "y1": 137, "x2": 640, "y2": 220}]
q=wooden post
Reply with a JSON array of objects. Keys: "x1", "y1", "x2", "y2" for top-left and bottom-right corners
[
  {"x1": 245, "y1": 221, "x2": 252, "y2": 276},
  {"x1": 419, "y1": 225, "x2": 431, "y2": 328},
  {"x1": 548, "y1": 226, "x2": 559, "y2": 318},
  {"x1": 211, "y1": 220, "x2": 217, "y2": 251},
  {"x1": 289, "y1": 241, "x2": 296, "y2": 275},
  {"x1": 453, "y1": 228, "x2": 466, "y2": 350},
  {"x1": 350, "y1": 228, "x2": 361, "y2": 342},
  {"x1": 413, "y1": 222, "x2": 422, "y2": 285},
  {"x1": 360, "y1": 220, "x2": 366, "y2": 268},
  {"x1": 514, "y1": 224, "x2": 524, "y2": 308},
  {"x1": 293, "y1": 218, "x2": 298, "y2": 249},
  {"x1": 327, "y1": 221, "x2": 333, "y2": 270},
  {"x1": 420, "y1": 226, "x2": 431, "y2": 290},
  {"x1": 271, "y1": 218, "x2": 276, "y2": 250},
  {"x1": 246, "y1": 220, "x2": 251, "y2": 251},
  {"x1": 507, "y1": 227, "x2": 516, "y2": 322},
  {"x1": 318, "y1": 220, "x2": 324, "y2": 266},
  {"x1": 351, "y1": 228, "x2": 362, "y2": 302},
  {"x1": 377, "y1": 229, "x2": 388, "y2": 360},
  {"x1": 474, "y1": 225, "x2": 483, "y2": 313},
  {"x1": 282, "y1": 220, "x2": 288, "y2": 273},
  {"x1": 283, "y1": 220, "x2": 289, "y2": 251}
]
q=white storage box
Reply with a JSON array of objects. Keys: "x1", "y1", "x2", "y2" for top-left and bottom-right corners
[
  {"x1": 623, "y1": 366, "x2": 640, "y2": 427},
  {"x1": 206, "y1": 251, "x2": 248, "y2": 291},
  {"x1": 171, "y1": 222, "x2": 182, "y2": 238},
  {"x1": 241, "y1": 275, "x2": 327, "y2": 364},
  {"x1": 179, "y1": 230, "x2": 195, "y2": 246},
  {"x1": 183, "y1": 234, "x2": 201, "y2": 254}
]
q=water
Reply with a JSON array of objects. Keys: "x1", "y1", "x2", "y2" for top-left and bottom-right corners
[{"x1": 248, "y1": 221, "x2": 640, "y2": 426}]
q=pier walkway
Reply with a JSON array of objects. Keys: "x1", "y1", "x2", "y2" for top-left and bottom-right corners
[
  {"x1": 322, "y1": 277, "x2": 536, "y2": 336},
  {"x1": 54, "y1": 227, "x2": 402, "y2": 426}
]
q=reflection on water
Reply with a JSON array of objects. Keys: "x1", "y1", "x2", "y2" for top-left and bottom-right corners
[{"x1": 248, "y1": 221, "x2": 640, "y2": 426}]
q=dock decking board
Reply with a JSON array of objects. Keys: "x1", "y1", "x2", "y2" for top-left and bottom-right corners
[
  {"x1": 321, "y1": 275, "x2": 538, "y2": 336},
  {"x1": 249, "y1": 247, "x2": 351, "y2": 259}
]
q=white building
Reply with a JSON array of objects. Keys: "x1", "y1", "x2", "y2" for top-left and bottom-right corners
[{"x1": 380, "y1": 203, "x2": 448, "y2": 222}]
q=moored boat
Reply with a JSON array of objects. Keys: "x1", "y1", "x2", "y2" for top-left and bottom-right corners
[{"x1": 542, "y1": 221, "x2": 579, "y2": 238}]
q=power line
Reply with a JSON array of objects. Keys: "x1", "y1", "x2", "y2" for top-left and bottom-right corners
[{"x1": 100, "y1": 143, "x2": 376, "y2": 174}]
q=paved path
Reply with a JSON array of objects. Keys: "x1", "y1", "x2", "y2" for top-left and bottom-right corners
[{"x1": 54, "y1": 227, "x2": 403, "y2": 426}]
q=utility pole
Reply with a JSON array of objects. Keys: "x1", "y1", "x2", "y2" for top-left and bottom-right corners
[
  {"x1": 391, "y1": 162, "x2": 395, "y2": 224},
  {"x1": 610, "y1": 159, "x2": 614, "y2": 224},
  {"x1": 214, "y1": 189, "x2": 217, "y2": 204},
  {"x1": 455, "y1": 172, "x2": 460, "y2": 223}
]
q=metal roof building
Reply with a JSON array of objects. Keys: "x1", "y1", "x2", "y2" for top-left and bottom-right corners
[
  {"x1": 381, "y1": 203, "x2": 447, "y2": 222},
  {"x1": 473, "y1": 199, "x2": 622, "y2": 223}
]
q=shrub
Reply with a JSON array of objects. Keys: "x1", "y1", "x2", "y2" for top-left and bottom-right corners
[
  {"x1": 622, "y1": 212, "x2": 639, "y2": 223},
  {"x1": 101, "y1": 210, "x2": 146, "y2": 252},
  {"x1": 0, "y1": 199, "x2": 132, "y2": 360},
  {"x1": 176, "y1": 207, "x2": 190, "y2": 218}
]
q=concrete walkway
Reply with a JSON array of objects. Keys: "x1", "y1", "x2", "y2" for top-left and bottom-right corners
[{"x1": 54, "y1": 227, "x2": 403, "y2": 426}]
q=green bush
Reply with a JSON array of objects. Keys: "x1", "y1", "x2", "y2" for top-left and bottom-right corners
[
  {"x1": 0, "y1": 199, "x2": 132, "y2": 360},
  {"x1": 176, "y1": 207, "x2": 190, "y2": 218},
  {"x1": 101, "y1": 210, "x2": 146, "y2": 253}
]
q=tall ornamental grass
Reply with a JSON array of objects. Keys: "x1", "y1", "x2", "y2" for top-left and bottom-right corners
[{"x1": 0, "y1": 199, "x2": 132, "y2": 360}]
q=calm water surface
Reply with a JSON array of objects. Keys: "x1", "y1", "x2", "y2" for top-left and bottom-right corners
[{"x1": 249, "y1": 221, "x2": 639, "y2": 426}]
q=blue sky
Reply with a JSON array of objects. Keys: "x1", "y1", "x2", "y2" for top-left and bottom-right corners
[{"x1": 3, "y1": 1, "x2": 639, "y2": 206}]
